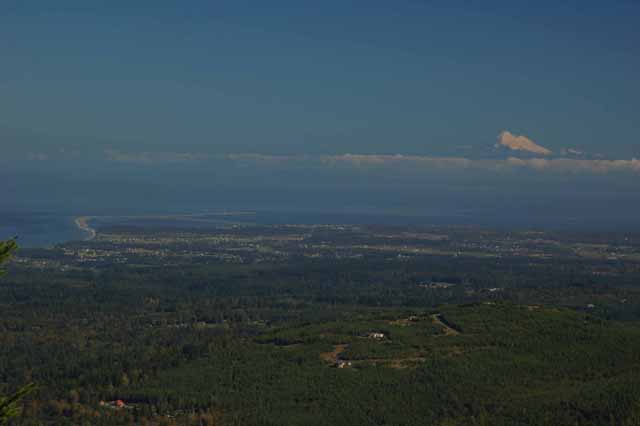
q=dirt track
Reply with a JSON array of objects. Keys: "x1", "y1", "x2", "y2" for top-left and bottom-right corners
[{"x1": 320, "y1": 344, "x2": 348, "y2": 363}]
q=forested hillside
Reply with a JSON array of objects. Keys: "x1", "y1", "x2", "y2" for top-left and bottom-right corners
[
  {"x1": 4, "y1": 224, "x2": 640, "y2": 425},
  {"x1": 2, "y1": 257, "x2": 640, "y2": 424}
]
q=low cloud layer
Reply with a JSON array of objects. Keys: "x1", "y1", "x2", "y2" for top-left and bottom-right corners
[
  {"x1": 496, "y1": 131, "x2": 552, "y2": 156},
  {"x1": 132, "y1": 152, "x2": 639, "y2": 175},
  {"x1": 33, "y1": 149, "x2": 639, "y2": 176},
  {"x1": 322, "y1": 154, "x2": 640, "y2": 174},
  {"x1": 503, "y1": 156, "x2": 640, "y2": 174},
  {"x1": 104, "y1": 150, "x2": 208, "y2": 164}
]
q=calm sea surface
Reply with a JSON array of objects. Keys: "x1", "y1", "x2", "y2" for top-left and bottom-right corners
[{"x1": 0, "y1": 212, "x2": 86, "y2": 248}]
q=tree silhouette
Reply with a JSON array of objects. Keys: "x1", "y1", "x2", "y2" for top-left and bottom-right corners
[
  {"x1": 0, "y1": 239, "x2": 18, "y2": 276},
  {"x1": 0, "y1": 384, "x2": 35, "y2": 425},
  {"x1": 0, "y1": 239, "x2": 34, "y2": 425}
]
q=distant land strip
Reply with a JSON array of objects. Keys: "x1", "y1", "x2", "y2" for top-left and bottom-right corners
[{"x1": 75, "y1": 216, "x2": 96, "y2": 240}]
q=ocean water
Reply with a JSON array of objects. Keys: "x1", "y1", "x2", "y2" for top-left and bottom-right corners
[
  {"x1": 0, "y1": 212, "x2": 86, "y2": 248},
  {"x1": 0, "y1": 209, "x2": 471, "y2": 248},
  {"x1": 3, "y1": 202, "x2": 640, "y2": 249}
]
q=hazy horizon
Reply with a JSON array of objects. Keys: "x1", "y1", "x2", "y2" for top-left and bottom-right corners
[{"x1": 2, "y1": 1, "x2": 639, "y2": 230}]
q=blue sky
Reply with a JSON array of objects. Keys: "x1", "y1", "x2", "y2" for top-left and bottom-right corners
[
  {"x1": 2, "y1": 1, "x2": 640, "y2": 226},
  {"x1": 2, "y1": 0, "x2": 639, "y2": 157}
]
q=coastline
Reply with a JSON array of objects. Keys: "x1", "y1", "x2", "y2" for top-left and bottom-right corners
[{"x1": 74, "y1": 216, "x2": 96, "y2": 240}]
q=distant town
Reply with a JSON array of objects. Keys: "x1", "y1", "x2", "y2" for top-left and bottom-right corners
[{"x1": 13, "y1": 221, "x2": 640, "y2": 277}]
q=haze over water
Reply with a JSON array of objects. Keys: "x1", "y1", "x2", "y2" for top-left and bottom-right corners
[{"x1": 2, "y1": 1, "x2": 640, "y2": 244}]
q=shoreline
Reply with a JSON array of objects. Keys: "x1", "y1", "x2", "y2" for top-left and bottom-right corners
[{"x1": 74, "y1": 216, "x2": 96, "y2": 240}]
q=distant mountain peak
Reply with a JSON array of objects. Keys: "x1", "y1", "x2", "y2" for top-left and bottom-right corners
[{"x1": 495, "y1": 130, "x2": 552, "y2": 156}]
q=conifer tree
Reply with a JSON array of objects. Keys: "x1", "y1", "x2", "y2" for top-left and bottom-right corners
[
  {"x1": 0, "y1": 238, "x2": 34, "y2": 425},
  {"x1": 0, "y1": 239, "x2": 17, "y2": 276}
]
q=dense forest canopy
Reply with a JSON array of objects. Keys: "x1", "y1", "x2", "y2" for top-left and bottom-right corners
[{"x1": 3, "y1": 225, "x2": 640, "y2": 425}]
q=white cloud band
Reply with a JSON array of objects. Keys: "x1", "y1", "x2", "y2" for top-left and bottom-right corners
[{"x1": 102, "y1": 150, "x2": 640, "y2": 175}]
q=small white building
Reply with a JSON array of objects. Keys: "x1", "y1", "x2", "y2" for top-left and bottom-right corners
[{"x1": 367, "y1": 332, "x2": 386, "y2": 339}]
